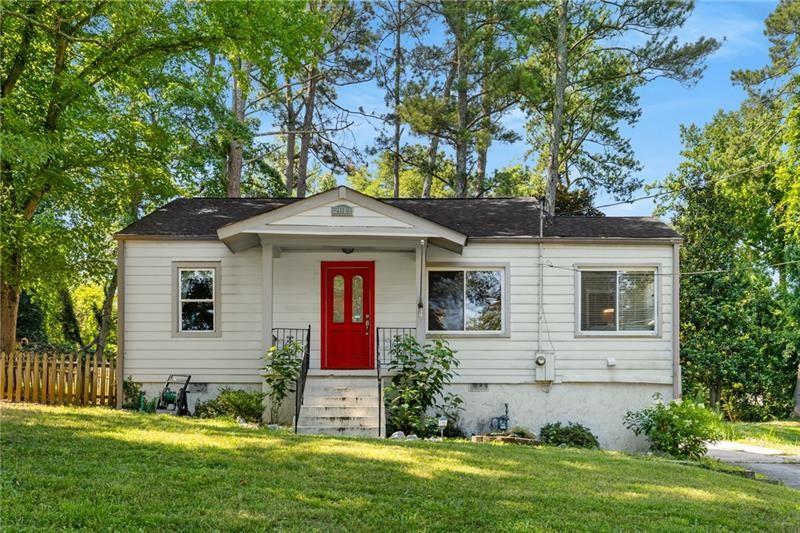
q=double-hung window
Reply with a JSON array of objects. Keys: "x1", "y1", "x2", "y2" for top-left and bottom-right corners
[
  {"x1": 173, "y1": 262, "x2": 220, "y2": 337},
  {"x1": 427, "y1": 266, "x2": 506, "y2": 334},
  {"x1": 578, "y1": 268, "x2": 657, "y2": 334}
]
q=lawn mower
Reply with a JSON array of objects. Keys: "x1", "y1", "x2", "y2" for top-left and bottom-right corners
[{"x1": 155, "y1": 374, "x2": 192, "y2": 416}]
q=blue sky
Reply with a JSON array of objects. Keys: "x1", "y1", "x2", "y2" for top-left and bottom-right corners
[{"x1": 333, "y1": 1, "x2": 776, "y2": 215}]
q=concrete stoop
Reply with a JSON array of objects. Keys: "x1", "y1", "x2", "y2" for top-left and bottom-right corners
[{"x1": 296, "y1": 376, "x2": 384, "y2": 438}]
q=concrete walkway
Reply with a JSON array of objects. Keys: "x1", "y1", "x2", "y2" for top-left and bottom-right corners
[{"x1": 708, "y1": 441, "x2": 800, "y2": 489}]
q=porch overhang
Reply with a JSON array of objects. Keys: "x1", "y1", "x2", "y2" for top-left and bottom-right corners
[{"x1": 217, "y1": 186, "x2": 467, "y2": 254}]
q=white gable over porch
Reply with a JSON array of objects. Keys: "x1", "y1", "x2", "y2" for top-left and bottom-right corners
[{"x1": 216, "y1": 186, "x2": 466, "y2": 253}]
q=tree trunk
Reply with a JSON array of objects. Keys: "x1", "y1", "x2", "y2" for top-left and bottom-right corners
[
  {"x1": 476, "y1": 27, "x2": 493, "y2": 198},
  {"x1": 296, "y1": 64, "x2": 319, "y2": 199},
  {"x1": 792, "y1": 364, "x2": 800, "y2": 418},
  {"x1": 94, "y1": 269, "x2": 118, "y2": 359},
  {"x1": 422, "y1": 62, "x2": 457, "y2": 198},
  {"x1": 546, "y1": 0, "x2": 568, "y2": 216},
  {"x1": 454, "y1": 10, "x2": 469, "y2": 198},
  {"x1": 476, "y1": 144, "x2": 488, "y2": 197},
  {"x1": 284, "y1": 85, "x2": 296, "y2": 194},
  {"x1": 0, "y1": 252, "x2": 21, "y2": 355},
  {"x1": 709, "y1": 379, "x2": 722, "y2": 412},
  {"x1": 226, "y1": 58, "x2": 245, "y2": 198},
  {"x1": 392, "y1": 0, "x2": 403, "y2": 198},
  {"x1": 59, "y1": 288, "x2": 83, "y2": 346}
]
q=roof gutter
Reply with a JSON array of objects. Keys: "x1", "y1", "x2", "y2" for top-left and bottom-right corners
[
  {"x1": 468, "y1": 236, "x2": 683, "y2": 245},
  {"x1": 113, "y1": 234, "x2": 219, "y2": 241}
]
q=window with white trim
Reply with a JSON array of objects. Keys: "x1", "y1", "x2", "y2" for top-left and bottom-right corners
[
  {"x1": 427, "y1": 267, "x2": 504, "y2": 333},
  {"x1": 579, "y1": 269, "x2": 656, "y2": 333},
  {"x1": 178, "y1": 268, "x2": 216, "y2": 332}
]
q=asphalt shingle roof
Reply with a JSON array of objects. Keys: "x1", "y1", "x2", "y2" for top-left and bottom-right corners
[{"x1": 116, "y1": 196, "x2": 680, "y2": 240}]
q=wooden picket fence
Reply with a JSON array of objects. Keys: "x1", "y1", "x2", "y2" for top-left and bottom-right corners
[{"x1": 0, "y1": 352, "x2": 116, "y2": 407}]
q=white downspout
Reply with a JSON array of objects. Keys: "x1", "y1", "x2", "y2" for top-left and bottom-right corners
[
  {"x1": 537, "y1": 206, "x2": 544, "y2": 354},
  {"x1": 415, "y1": 238, "x2": 427, "y2": 345}
]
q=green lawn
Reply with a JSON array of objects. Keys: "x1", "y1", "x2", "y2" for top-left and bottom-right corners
[
  {"x1": 2, "y1": 405, "x2": 798, "y2": 531},
  {"x1": 724, "y1": 420, "x2": 800, "y2": 455}
]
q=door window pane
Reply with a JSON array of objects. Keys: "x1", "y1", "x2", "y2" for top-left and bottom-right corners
[
  {"x1": 332, "y1": 275, "x2": 345, "y2": 323},
  {"x1": 352, "y1": 275, "x2": 363, "y2": 323},
  {"x1": 465, "y1": 271, "x2": 502, "y2": 331},
  {"x1": 619, "y1": 271, "x2": 655, "y2": 331},
  {"x1": 581, "y1": 271, "x2": 616, "y2": 331},
  {"x1": 428, "y1": 271, "x2": 464, "y2": 331}
]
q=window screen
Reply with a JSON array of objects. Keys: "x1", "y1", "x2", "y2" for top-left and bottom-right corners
[{"x1": 580, "y1": 269, "x2": 655, "y2": 333}]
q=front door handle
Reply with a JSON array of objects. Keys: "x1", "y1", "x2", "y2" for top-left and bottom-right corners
[{"x1": 365, "y1": 314, "x2": 370, "y2": 334}]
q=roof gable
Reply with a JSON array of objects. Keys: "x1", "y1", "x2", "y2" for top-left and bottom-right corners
[{"x1": 216, "y1": 187, "x2": 467, "y2": 251}]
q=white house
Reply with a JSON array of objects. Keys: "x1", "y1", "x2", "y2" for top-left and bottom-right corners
[{"x1": 114, "y1": 186, "x2": 681, "y2": 450}]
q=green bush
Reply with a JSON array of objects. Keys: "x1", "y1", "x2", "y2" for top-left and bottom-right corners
[
  {"x1": 540, "y1": 422, "x2": 599, "y2": 448},
  {"x1": 122, "y1": 376, "x2": 143, "y2": 410},
  {"x1": 508, "y1": 426, "x2": 536, "y2": 439},
  {"x1": 194, "y1": 387, "x2": 266, "y2": 423},
  {"x1": 385, "y1": 337, "x2": 462, "y2": 437},
  {"x1": 262, "y1": 341, "x2": 303, "y2": 423},
  {"x1": 624, "y1": 394, "x2": 723, "y2": 460}
]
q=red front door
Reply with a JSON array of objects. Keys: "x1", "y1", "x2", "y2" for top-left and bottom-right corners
[{"x1": 321, "y1": 261, "x2": 375, "y2": 369}]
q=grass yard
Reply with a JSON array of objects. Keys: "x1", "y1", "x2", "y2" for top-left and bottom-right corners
[
  {"x1": 2, "y1": 405, "x2": 799, "y2": 532},
  {"x1": 724, "y1": 420, "x2": 800, "y2": 455}
]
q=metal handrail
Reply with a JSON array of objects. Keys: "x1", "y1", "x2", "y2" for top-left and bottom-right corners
[
  {"x1": 376, "y1": 327, "x2": 416, "y2": 438},
  {"x1": 294, "y1": 326, "x2": 311, "y2": 434}
]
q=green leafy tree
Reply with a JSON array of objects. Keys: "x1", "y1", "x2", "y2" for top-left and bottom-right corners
[
  {"x1": 401, "y1": 0, "x2": 525, "y2": 197},
  {"x1": 658, "y1": 2, "x2": 799, "y2": 418},
  {"x1": 513, "y1": 0, "x2": 720, "y2": 214},
  {"x1": 0, "y1": 1, "x2": 319, "y2": 354}
]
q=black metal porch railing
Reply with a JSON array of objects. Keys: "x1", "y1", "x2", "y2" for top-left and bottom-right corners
[
  {"x1": 271, "y1": 326, "x2": 311, "y2": 434},
  {"x1": 376, "y1": 327, "x2": 417, "y2": 370},
  {"x1": 376, "y1": 327, "x2": 416, "y2": 437}
]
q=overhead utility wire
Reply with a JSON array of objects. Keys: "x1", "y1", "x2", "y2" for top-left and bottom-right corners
[
  {"x1": 556, "y1": 158, "x2": 784, "y2": 215},
  {"x1": 537, "y1": 259, "x2": 800, "y2": 277}
]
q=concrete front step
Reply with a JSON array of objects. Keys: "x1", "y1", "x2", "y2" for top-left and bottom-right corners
[
  {"x1": 303, "y1": 389, "x2": 379, "y2": 401},
  {"x1": 301, "y1": 405, "x2": 379, "y2": 418},
  {"x1": 297, "y1": 375, "x2": 384, "y2": 437},
  {"x1": 298, "y1": 414, "x2": 380, "y2": 427},
  {"x1": 304, "y1": 376, "x2": 379, "y2": 386},
  {"x1": 296, "y1": 426, "x2": 381, "y2": 438},
  {"x1": 303, "y1": 395, "x2": 379, "y2": 406}
]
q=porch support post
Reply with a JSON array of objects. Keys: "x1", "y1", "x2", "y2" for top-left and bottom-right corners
[
  {"x1": 115, "y1": 239, "x2": 125, "y2": 409},
  {"x1": 414, "y1": 239, "x2": 427, "y2": 344},
  {"x1": 261, "y1": 240, "x2": 274, "y2": 353},
  {"x1": 672, "y1": 242, "x2": 681, "y2": 399}
]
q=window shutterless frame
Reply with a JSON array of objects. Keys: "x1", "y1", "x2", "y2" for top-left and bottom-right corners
[
  {"x1": 425, "y1": 263, "x2": 509, "y2": 337},
  {"x1": 574, "y1": 264, "x2": 660, "y2": 338},
  {"x1": 171, "y1": 261, "x2": 222, "y2": 338}
]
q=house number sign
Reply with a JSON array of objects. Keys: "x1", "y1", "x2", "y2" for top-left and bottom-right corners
[{"x1": 331, "y1": 204, "x2": 353, "y2": 217}]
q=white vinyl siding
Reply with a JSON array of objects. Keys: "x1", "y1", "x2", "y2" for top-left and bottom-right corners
[
  {"x1": 272, "y1": 200, "x2": 412, "y2": 228},
  {"x1": 427, "y1": 242, "x2": 674, "y2": 385},
  {"x1": 123, "y1": 239, "x2": 674, "y2": 387},
  {"x1": 124, "y1": 241, "x2": 262, "y2": 384}
]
